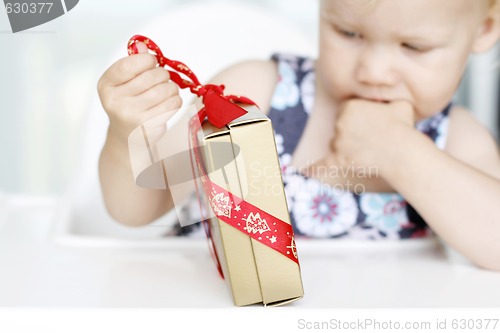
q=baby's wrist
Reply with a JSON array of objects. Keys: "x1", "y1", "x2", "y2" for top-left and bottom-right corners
[
  {"x1": 376, "y1": 128, "x2": 435, "y2": 181},
  {"x1": 103, "y1": 128, "x2": 130, "y2": 157}
]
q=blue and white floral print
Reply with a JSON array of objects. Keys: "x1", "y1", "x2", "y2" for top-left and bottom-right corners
[
  {"x1": 292, "y1": 177, "x2": 358, "y2": 237},
  {"x1": 416, "y1": 107, "x2": 451, "y2": 150},
  {"x1": 275, "y1": 133, "x2": 285, "y2": 155},
  {"x1": 270, "y1": 61, "x2": 300, "y2": 111},
  {"x1": 360, "y1": 193, "x2": 409, "y2": 239},
  {"x1": 300, "y1": 59, "x2": 315, "y2": 115}
]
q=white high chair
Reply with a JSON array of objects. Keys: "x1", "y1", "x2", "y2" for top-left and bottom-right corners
[{"x1": 51, "y1": 0, "x2": 317, "y2": 245}]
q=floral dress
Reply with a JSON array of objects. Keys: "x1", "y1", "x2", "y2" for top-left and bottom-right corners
[{"x1": 168, "y1": 53, "x2": 451, "y2": 239}]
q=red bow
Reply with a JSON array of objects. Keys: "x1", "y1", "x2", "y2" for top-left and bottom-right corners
[{"x1": 127, "y1": 35, "x2": 256, "y2": 128}]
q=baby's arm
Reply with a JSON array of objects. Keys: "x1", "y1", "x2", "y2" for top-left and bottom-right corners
[
  {"x1": 97, "y1": 43, "x2": 181, "y2": 226},
  {"x1": 322, "y1": 100, "x2": 500, "y2": 270},
  {"x1": 386, "y1": 107, "x2": 500, "y2": 271}
]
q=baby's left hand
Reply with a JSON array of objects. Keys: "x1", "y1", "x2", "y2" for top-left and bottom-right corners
[{"x1": 331, "y1": 99, "x2": 415, "y2": 171}]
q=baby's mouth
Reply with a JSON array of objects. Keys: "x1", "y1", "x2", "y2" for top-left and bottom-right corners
[
  {"x1": 357, "y1": 96, "x2": 391, "y2": 103},
  {"x1": 370, "y1": 98, "x2": 390, "y2": 104}
]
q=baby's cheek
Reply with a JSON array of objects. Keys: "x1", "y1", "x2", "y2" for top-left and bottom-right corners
[
  {"x1": 319, "y1": 71, "x2": 348, "y2": 101},
  {"x1": 413, "y1": 89, "x2": 452, "y2": 119},
  {"x1": 408, "y1": 69, "x2": 458, "y2": 118}
]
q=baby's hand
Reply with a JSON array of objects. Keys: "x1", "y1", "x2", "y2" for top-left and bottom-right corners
[
  {"x1": 331, "y1": 99, "x2": 415, "y2": 171},
  {"x1": 97, "y1": 42, "x2": 182, "y2": 146}
]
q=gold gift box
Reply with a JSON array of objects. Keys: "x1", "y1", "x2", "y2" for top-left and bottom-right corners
[{"x1": 194, "y1": 104, "x2": 304, "y2": 306}]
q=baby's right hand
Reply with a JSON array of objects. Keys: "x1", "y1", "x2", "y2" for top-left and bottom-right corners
[{"x1": 97, "y1": 42, "x2": 182, "y2": 146}]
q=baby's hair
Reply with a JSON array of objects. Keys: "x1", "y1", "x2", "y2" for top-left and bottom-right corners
[
  {"x1": 321, "y1": 0, "x2": 499, "y2": 12},
  {"x1": 488, "y1": 0, "x2": 500, "y2": 14},
  {"x1": 320, "y1": 0, "x2": 378, "y2": 14}
]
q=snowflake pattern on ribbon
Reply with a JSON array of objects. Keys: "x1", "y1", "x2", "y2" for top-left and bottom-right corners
[
  {"x1": 287, "y1": 236, "x2": 298, "y2": 259},
  {"x1": 210, "y1": 191, "x2": 232, "y2": 218},
  {"x1": 243, "y1": 212, "x2": 271, "y2": 235}
]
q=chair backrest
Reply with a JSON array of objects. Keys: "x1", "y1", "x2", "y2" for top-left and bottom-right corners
[{"x1": 62, "y1": 1, "x2": 316, "y2": 239}]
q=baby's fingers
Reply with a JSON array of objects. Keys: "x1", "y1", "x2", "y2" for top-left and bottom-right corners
[
  {"x1": 118, "y1": 67, "x2": 171, "y2": 97},
  {"x1": 135, "y1": 92, "x2": 183, "y2": 143},
  {"x1": 132, "y1": 81, "x2": 180, "y2": 112},
  {"x1": 145, "y1": 94, "x2": 183, "y2": 118},
  {"x1": 99, "y1": 52, "x2": 158, "y2": 88}
]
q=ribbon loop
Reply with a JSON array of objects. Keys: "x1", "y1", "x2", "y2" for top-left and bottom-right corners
[{"x1": 127, "y1": 35, "x2": 257, "y2": 128}]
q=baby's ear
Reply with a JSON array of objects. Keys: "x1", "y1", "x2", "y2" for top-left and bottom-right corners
[{"x1": 472, "y1": 3, "x2": 500, "y2": 53}]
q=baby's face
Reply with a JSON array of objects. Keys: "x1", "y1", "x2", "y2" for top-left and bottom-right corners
[{"x1": 318, "y1": 0, "x2": 490, "y2": 119}]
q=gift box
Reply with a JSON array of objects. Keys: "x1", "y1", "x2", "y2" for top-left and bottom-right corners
[
  {"x1": 126, "y1": 35, "x2": 303, "y2": 307},
  {"x1": 192, "y1": 104, "x2": 304, "y2": 306}
]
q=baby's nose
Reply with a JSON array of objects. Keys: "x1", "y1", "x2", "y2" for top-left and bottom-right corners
[{"x1": 356, "y1": 46, "x2": 399, "y2": 87}]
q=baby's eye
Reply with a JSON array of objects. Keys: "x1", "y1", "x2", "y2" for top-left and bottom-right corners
[
  {"x1": 402, "y1": 43, "x2": 429, "y2": 53},
  {"x1": 336, "y1": 27, "x2": 362, "y2": 39}
]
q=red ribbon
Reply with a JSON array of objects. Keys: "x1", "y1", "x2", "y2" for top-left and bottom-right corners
[
  {"x1": 188, "y1": 118, "x2": 225, "y2": 278},
  {"x1": 127, "y1": 35, "x2": 256, "y2": 128},
  {"x1": 189, "y1": 119, "x2": 299, "y2": 267}
]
